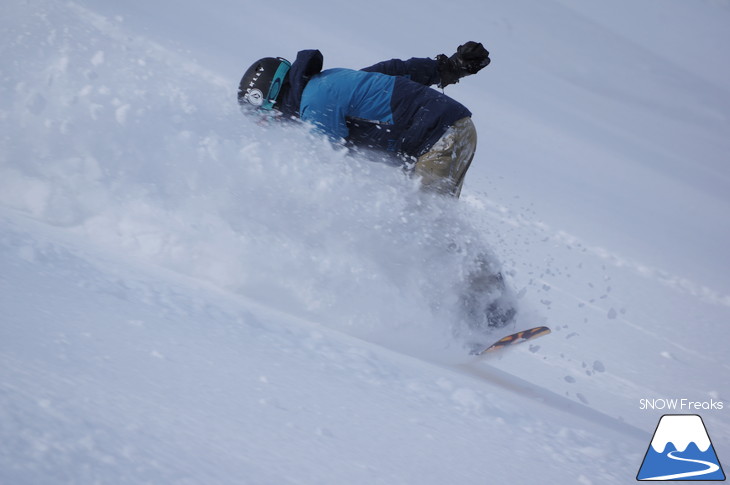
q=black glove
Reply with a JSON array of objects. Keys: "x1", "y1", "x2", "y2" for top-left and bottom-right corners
[{"x1": 437, "y1": 41, "x2": 491, "y2": 88}]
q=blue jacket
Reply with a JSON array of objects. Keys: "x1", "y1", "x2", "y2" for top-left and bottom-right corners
[{"x1": 278, "y1": 50, "x2": 471, "y2": 159}]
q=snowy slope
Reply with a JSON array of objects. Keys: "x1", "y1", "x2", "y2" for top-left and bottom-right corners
[{"x1": 2, "y1": 0, "x2": 729, "y2": 484}]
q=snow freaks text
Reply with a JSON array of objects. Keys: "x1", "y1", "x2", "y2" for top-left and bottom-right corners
[{"x1": 639, "y1": 399, "x2": 724, "y2": 411}]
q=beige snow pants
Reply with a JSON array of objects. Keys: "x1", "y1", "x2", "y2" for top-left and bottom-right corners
[{"x1": 414, "y1": 117, "x2": 477, "y2": 198}]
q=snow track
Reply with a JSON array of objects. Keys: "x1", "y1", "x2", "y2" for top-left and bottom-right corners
[{"x1": 455, "y1": 361, "x2": 649, "y2": 443}]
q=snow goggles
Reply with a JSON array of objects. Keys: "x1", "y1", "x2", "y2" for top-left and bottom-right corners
[{"x1": 243, "y1": 57, "x2": 291, "y2": 111}]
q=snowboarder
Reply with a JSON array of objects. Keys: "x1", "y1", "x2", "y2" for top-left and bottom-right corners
[
  {"x1": 238, "y1": 43, "x2": 514, "y2": 330},
  {"x1": 237, "y1": 42, "x2": 491, "y2": 198}
]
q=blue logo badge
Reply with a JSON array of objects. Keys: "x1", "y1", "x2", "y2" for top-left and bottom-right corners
[{"x1": 637, "y1": 414, "x2": 725, "y2": 481}]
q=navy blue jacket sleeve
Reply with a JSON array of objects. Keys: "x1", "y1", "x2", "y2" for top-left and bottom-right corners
[{"x1": 361, "y1": 57, "x2": 440, "y2": 86}]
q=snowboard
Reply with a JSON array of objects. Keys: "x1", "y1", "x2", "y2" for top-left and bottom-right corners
[{"x1": 470, "y1": 326, "x2": 551, "y2": 355}]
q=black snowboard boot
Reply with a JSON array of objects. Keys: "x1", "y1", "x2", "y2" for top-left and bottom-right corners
[{"x1": 460, "y1": 256, "x2": 517, "y2": 331}]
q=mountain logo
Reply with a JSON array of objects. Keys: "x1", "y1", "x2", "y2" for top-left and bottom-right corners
[{"x1": 637, "y1": 414, "x2": 726, "y2": 481}]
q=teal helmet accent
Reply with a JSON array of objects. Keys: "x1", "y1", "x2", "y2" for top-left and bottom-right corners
[{"x1": 238, "y1": 57, "x2": 291, "y2": 111}]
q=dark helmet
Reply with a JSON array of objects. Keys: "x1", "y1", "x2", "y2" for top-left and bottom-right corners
[{"x1": 238, "y1": 57, "x2": 291, "y2": 111}]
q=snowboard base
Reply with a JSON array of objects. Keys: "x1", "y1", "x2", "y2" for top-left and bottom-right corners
[{"x1": 470, "y1": 326, "x2": 551, "y2": 355}]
